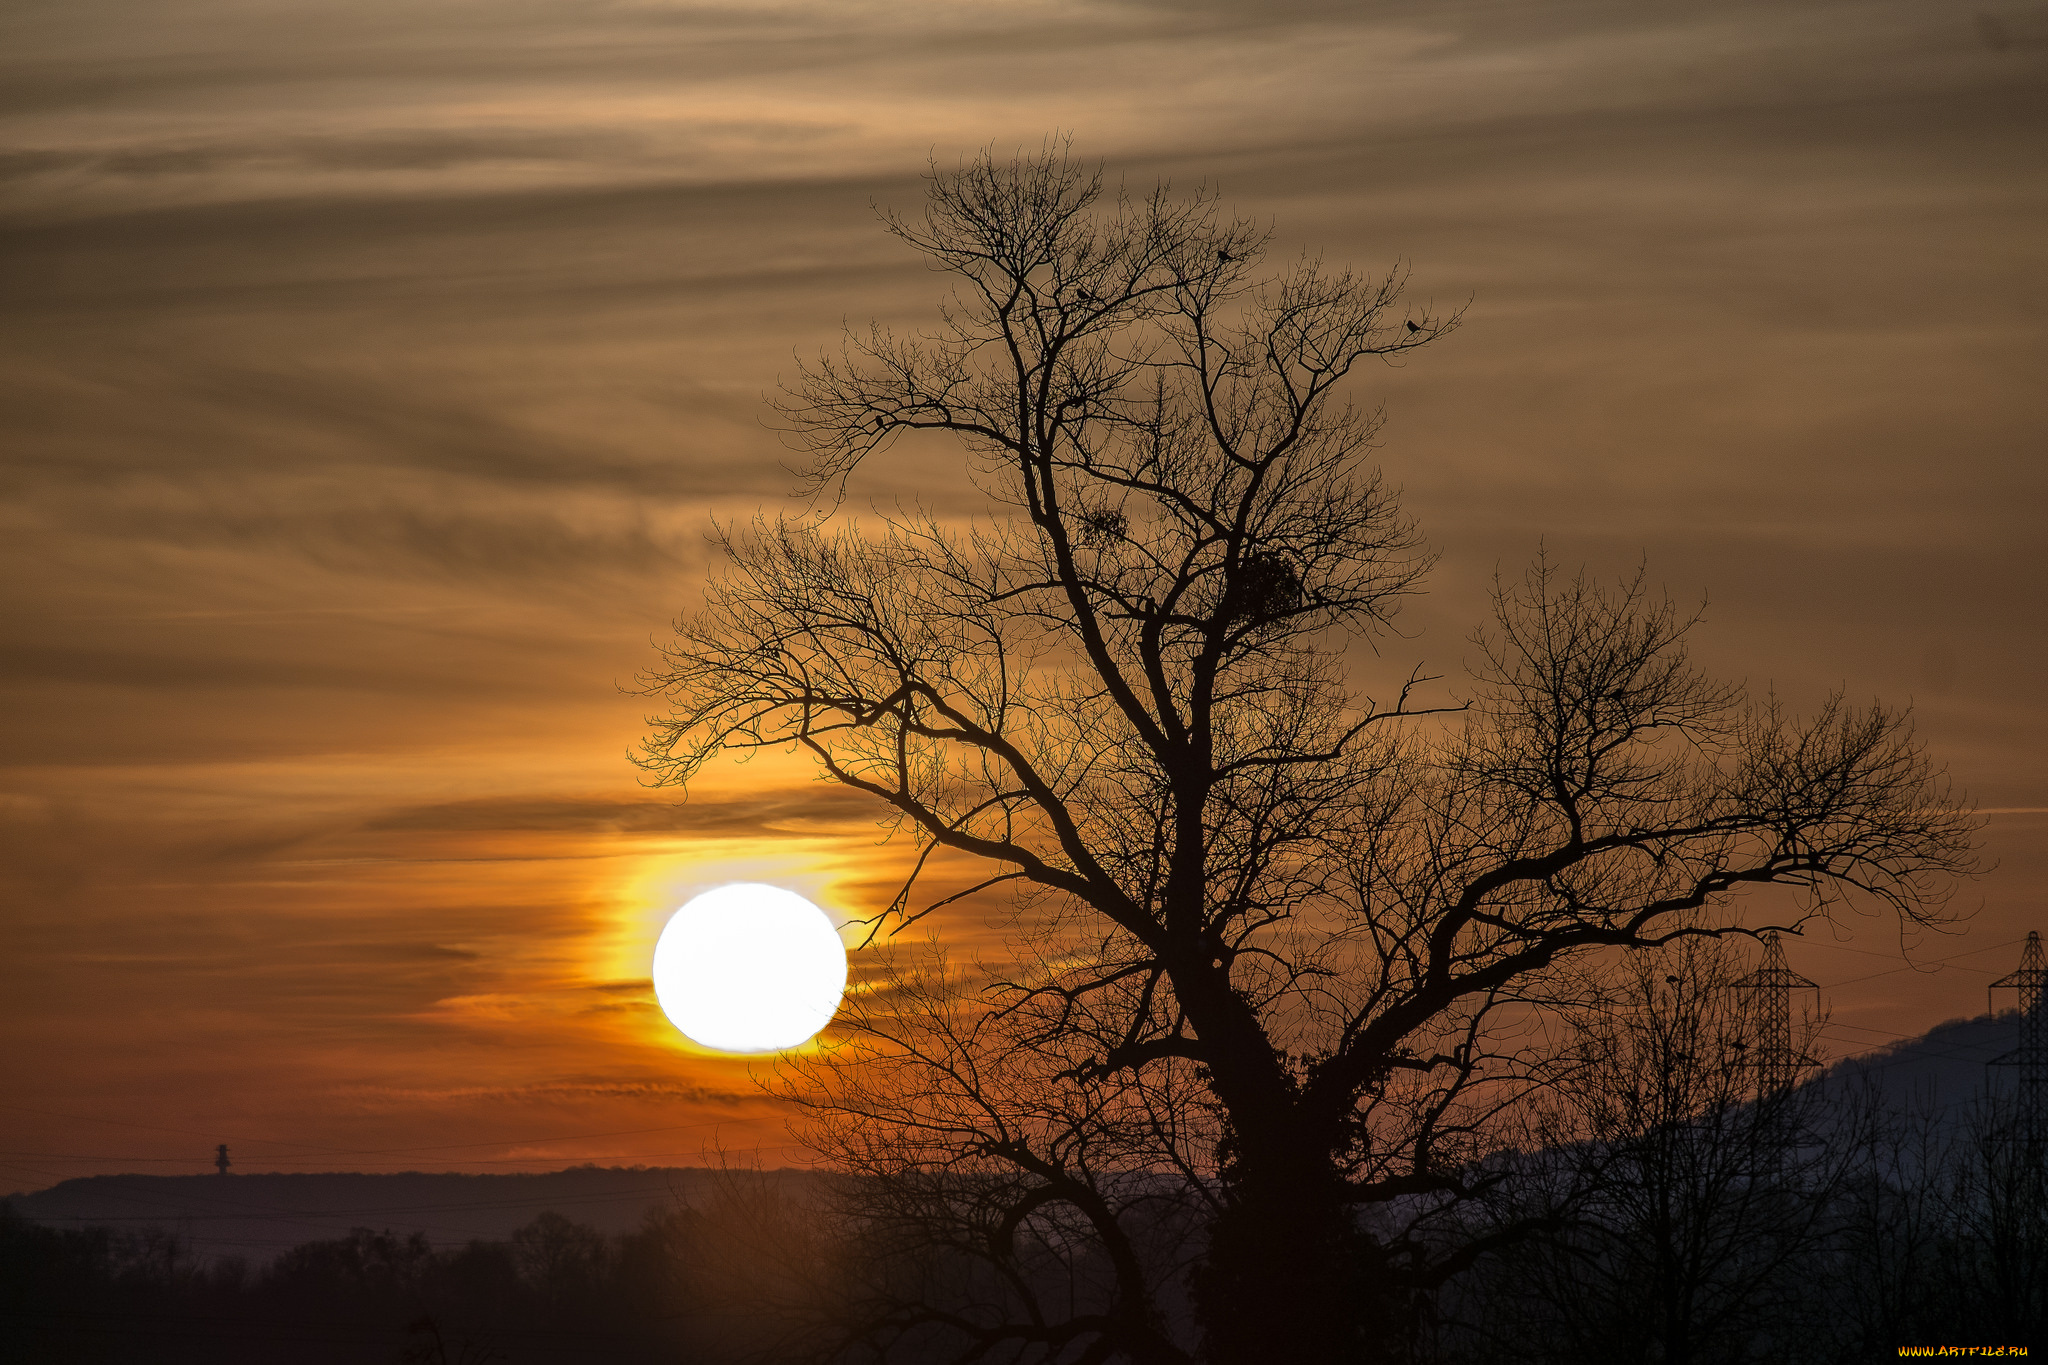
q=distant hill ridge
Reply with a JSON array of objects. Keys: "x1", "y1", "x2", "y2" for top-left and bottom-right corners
[
  {"x1": 6, "y1": 1013, "x2": 2030, "y2": 1268},
  {"x1": 1813, "y1": 1010, "x2": 2020, "y2": 1112},
  {"x1": 3, "y1": 1166, "x2": 819, "y2": 1267}
]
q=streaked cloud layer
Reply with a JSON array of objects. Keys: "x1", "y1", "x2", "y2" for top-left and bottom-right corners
[{"x1": 3, "y1": 0, "x2": 2043, "y2": 1188}]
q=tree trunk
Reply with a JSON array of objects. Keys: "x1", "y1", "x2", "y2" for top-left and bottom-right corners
[{"x1": 1194, "y1": 1150, "x2": 1406, "y2": 1365}]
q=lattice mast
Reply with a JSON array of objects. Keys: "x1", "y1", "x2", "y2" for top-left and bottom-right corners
[
  {"x1": 1732, "y1": 931, "x2": 1819, "y2": 1103},
  {"x1": 1989, "y1": 929, "x2": 2047, "y2": 1146}
]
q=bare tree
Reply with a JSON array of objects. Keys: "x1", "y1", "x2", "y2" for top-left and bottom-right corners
[
  {"x1": 637, "y1": 141, "x2": 1978, "y2": 1364},
  {"x1": 786, "y1": 942, "x2": 1211, "y2": 1364},
  {"x1": 1828, "y1": 1084, "x2": 1965, "y2": 1354},
  {"x1": 1933, "y1": 1090, "x2": 2048, "y2": 1343},
  {"x1": 1450, "y1": 939, "x2": 1858, "y2": 1365}
]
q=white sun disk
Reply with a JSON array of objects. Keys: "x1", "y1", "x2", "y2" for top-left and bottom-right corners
[{"x1": 652, "y1": 884, "x2": 849, "y2": 1053}]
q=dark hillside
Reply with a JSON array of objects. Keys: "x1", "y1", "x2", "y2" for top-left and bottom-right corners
[{"x1": 1815, "y1": 1011, "x2": 2020, "y2": 1115}]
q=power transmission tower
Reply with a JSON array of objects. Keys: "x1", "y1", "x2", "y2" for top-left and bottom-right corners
[
  {"x1": 1732, "y1": 931, "x2": 1818, "y2": 1174},
  {"x1": 1989, "y1": 929, "x2": 2047, "y2": 1151},
  {"x1": 1733, "y1": 932, "x2": 1819, "y2": 1101}
]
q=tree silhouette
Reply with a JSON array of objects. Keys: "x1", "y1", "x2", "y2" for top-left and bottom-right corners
[
  {"x1": 1452, "y1": 939, "x2": 1854, "y2": 1364},
  {"x1": 637, "y1": 140, "x2": 1978, "y2": 1364}
]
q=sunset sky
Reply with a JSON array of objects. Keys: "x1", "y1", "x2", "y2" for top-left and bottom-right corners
[{"x1": 4, "y1": 0, "x2": 2044, "y2": 1191}]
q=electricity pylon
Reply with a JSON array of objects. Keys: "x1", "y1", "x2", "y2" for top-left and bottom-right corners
[
  {"x1": 1733, "y1": 931, "x2": 1819, "y2": 1101},
  {"x1": 1989, "y1": 930, "x2": 2046, "y2": 1150},
  {"x1": 1732, "y1": 931, "x2": 1819, "y2": 1174}
]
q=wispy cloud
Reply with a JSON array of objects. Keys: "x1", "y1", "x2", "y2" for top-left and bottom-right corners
[
  {"x1": 366, "y1": 790, "x2": 885, "y2": 836},
  {"x1": 2, "y1": 0, "x2": 2041, "y2": 1185}
]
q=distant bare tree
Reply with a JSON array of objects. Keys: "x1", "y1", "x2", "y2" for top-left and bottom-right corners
[
  {"x1": 1451, "y1": 939, "x2": 1857, "y2": 1365},
  {"x1": 786, "y1": 943, "x2": 1210, "y2": 1364},
  {"x1": 641, "y1": 1171, "x2": 862, "y2": 1363},
  {"x1": 1827, "y1": 1084, "x2": 1962, "y2": 1354},
  {"x1": 1935, "y1": 1091, "x2": 2048, "y2": 1342},
  {"x1": 638, "y1": 140, "x2": 1978, "y2": 1364},
  {"x1": 510, "y1": 1211, "x2": 610, "y2": 1312}
]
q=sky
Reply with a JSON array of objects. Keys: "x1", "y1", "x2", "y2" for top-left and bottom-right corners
[{"x1": 3, "y1": 0, "x2": 2044, "y2": 1192}]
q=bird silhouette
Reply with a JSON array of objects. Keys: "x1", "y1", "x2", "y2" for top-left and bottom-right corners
[
  {"x1": 1217, "y1": 248, "x2": 1233, "y2": 263},
  {"x1": 1665, "y1": 974, "x2": 1681, "y2": 984},
  {"x1": 1405, "y1": 320, "x2": 1421, "y2": 334}
]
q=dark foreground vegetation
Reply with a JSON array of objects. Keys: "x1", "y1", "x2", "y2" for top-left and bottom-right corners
[
  {"x1": 1434, "y1": 1046, "x2": 2048, "y2": 1362},
  {"x1": 0, "y1": 1189, "x2": 806, "y2": 1365},
  {"x1": 5, "y1": 1069, "x2": 2043, "y2": 1365}
]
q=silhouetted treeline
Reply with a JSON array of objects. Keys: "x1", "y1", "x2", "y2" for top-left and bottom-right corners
[
  {"x1": 0, "y1": 1189, "x2": 818, "y2": 1365},
  {"x1": 1426, "y1": 1089, "x2": 2047, "y2": 1364},
  {"x1": 1416, "y1": 951, "x2": 2048, "y2": 1365},
  {"x1": 6, "y1": 1088, "x2": 2043, "y2": 1365}
]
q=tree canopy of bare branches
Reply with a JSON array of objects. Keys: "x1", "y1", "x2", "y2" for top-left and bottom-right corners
[
  {"x1": 1453, "y1": 939, "x2": 1853, "y2": 1365},
  {"x1": 637, "y1": 141, "x2": 1978, "y2": 1365}
]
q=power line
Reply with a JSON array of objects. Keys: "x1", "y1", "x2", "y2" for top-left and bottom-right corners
[
  {"x1": 0, "y1": 1102, "x2": 754, "y2": 1158},
  {"x1": 1809, "y1": 935, "x2": 2027, "y2": 991},
  {"x1": 2, "y1": 1149, "x2": 749, "y2": 1166},
  {"x1": 18, "y1": 1180, "x2": 750, "y2": 1224},
  {"x1": 1812, "y1": 1024, "x2": 2013, "y2": 1078},
  {"x1": 7, "y1": 1183, "x2": 704, "y2": 1246}
]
